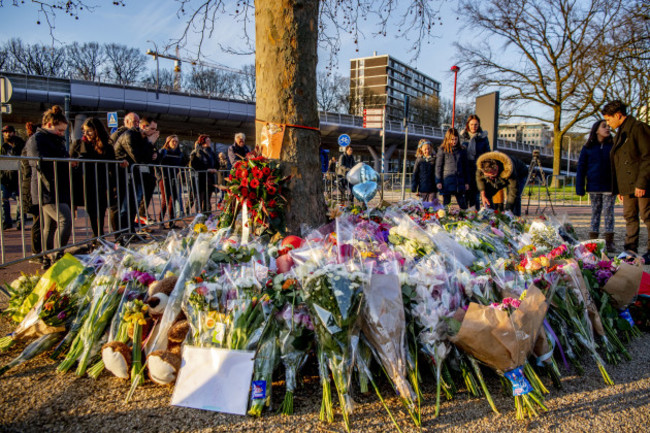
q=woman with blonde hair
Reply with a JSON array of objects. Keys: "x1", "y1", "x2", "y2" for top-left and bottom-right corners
[
  {"x1": 411, "y1": 139, "x2": 438, "y2": 202},
  {"x1": 435, "y1": 128, "x2": 469, "y2": 209}
]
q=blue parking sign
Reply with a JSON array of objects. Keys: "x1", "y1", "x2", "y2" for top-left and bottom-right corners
[
  {"x1": 107, "y1": 112, "x2": 118, "y2": 128},
  {"x1": 337, "y1": 134, "x2": 351, "y2": 147}
]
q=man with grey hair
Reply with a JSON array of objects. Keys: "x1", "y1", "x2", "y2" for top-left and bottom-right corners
[{"x1": 227, "y1": 132, "x2": 250, "y2": 169}]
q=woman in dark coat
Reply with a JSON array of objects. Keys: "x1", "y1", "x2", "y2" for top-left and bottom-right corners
[
  {"x1": 189, "y1": 134, "x2": 218, "y2": 213},
  {"x1": 460, "y1": 115, "x2": 491, "y2": 209},
  {"x1": 411, "y1": 139, "x2": 438, "y2": 202},
  {"x1": 69, "y1": 117, "x2": 115, "y2": 239},
  {"x1": 158, "y1": 135, "x2": 187, "y2": 227},
  {"x1": 436, "y1": 128, "x2": 469, "y2": 209},
  {"x1": 24, "y1": 105, "x2": 71, "y2": 268},
  {"x1": 575, "y1": 119, "x2": 615, "y2": 251}
]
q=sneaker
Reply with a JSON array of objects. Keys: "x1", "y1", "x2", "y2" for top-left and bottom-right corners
[{"x1": 41, "y1": 258, "x2": 51, "y2": 270}]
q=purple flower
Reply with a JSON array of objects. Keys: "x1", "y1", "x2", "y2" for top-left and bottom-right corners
[{"x1": 57, "y1": 311, "x2": 67, "y2": 321}]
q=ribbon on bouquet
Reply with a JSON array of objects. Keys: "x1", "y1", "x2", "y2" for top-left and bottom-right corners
[
  {"x1": 242, "y1": 201, "x2": 250, "y2": 246},
  {"x1": 543, "y1": 319, "x2": 569, "y2": 369}
]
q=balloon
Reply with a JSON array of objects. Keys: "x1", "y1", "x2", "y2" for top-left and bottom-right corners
[
  {"x1": 360, "y1": 164, "x2": 379, "y2": 183},
  {"x1": 346, "y1": 162, "x2": 365, "y2": 185},
  {"x1": 352, "y1": 181, "x2": 378, "y2": 203}
]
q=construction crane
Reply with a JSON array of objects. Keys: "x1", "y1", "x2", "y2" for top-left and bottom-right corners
[{"x1": 146, "y1": 43, "x2": 251, "y2": 94}]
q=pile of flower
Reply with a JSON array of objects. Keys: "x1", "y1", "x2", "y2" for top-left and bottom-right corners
[
  {"x1": 1, "y1": 202, "x2": 648, "y2": 431},
  {"x1": 218, "y1": 156, "x2": 291, "y2": 236}
]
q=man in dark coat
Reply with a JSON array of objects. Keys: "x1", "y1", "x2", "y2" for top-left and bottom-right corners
[
  {"x1": 1, "y1": 125, "x2": 25, "y2": 229},
  {"x1": 227, "y1": 132, "x2": 250, "y2": 169},
  {"x1": 603, "y1": 100, "x2": 650, "y2": 259}
]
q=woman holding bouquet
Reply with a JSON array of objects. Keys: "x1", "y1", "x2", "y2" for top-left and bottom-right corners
[
  {"x1": 189, "y1": 134, "x2": 218, "y2": 213},
  {"x1": 411, "y1": 139, "x2": 438, "y2": 202},
  {"x1": 575, "y1": 119, "x2": 616, "y2": 252},
  {"x1": 436, "y1": 128, "x2": 469, "y2": 209}
]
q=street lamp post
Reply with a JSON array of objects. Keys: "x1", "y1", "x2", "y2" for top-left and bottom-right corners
[
  {"x1": 450, "y1": 65, "x2": 460, "y2": 129},
  {"x1": 147, "y1": 40, "x2": 160, "y2": 100}
]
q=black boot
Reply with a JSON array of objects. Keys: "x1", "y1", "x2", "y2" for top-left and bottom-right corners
[
  {"x1": 604, "y1": 232, "x2": 615, "y2": 253},
  {"x1": 588, "y1": 231, "x2": 599, "y2": 240}
]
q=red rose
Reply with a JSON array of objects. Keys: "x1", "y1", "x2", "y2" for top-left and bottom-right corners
[
  {"x1": 250, "y1": 178, "x2": 260, "y2": 189},
  {"x1": 241, "y1": 177, "x2": 249, "y2": 188},
  {"x1": 241, "y1": 187, "x2": 249, "y2": 197},
  {"x1": 253, "y1": 168, "x2": 264, "y2": 179},
  {"x1": 234, "y1": 161, "x2": 244, "y2": 170},
  {"x1": 267, "y1": 186, "x2": 277, "y2": 195},
  {"x1": 249, "y1": 191, "x2": 257, "y2": 200},
  {"x1": 262, "y1": 167, "x2": 271, "y2": 176},
  {"x1": 268, "y1": 199, "x2": 276, "y2": 207},
  {"x1": 269, "y1": 211, "x2": 278, "y2": 219},
  {"x1": 241, "y1": 169, "x2": 249, "y2": 178}
]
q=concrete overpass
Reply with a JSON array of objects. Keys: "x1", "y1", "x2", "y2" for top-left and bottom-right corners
[{"x1": 0, "y1": 72, "x2": 578, "y2": 172}]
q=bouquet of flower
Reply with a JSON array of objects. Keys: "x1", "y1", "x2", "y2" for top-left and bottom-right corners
[
  {"x1": 301, "y1": 262, "x2": 366, "y2": 432},
  {"x1": 276, "y1": 304, "x2": 314, "y2": 415},
  {"x1": 449, "y1": 286, "x2": 549, "y2": 419},
  {"x1": 1, "y1": 272, "x2": 41, "y2": 322},
  {"x1": 248, "y1": 320, "x2": 280, "y2": 416},
  {"x1": 360, "y1": 261, "x2": 419, "y2": 424},
  {"x1": 219, "y1": 156, "x2": 291, "y2": 236},
  {"x1": 182, "y1": 273, "x2": 228, "y2": 348}
]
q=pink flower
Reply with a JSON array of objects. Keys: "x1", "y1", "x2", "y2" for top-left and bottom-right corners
[
  {"x1": 510, "y1": 299, "x2": 521, "y2": 308},
  {"x1": 195, "y1": 285, "x2": 208, "y2": 296}
]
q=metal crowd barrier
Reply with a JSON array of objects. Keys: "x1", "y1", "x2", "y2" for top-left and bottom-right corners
[{"x1": 0, "y1": 155, "x2": 213, "y2": 268}]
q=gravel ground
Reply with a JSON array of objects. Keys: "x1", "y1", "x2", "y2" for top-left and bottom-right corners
[{"x1": 1, "y1": 216, "x2": 650, "y2": 432}]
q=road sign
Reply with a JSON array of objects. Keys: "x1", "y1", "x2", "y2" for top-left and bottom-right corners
[
  {"x1": 0, "y1": 76, "x2": 12, "y2": 103},
  {"x1": 337, "y1": 134, "x2": 351, "y2": 147},
  {"x1": 107, "y1": 112, "x2": 119, "y2": 128},
  {"x1": 363, "y1": 107, "x2": 385, "y2": 128}
]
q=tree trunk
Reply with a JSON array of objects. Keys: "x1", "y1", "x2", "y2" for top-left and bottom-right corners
[
  {"x1": 551, "y1": 108, "x2": 563, "y2": 188},
  {"x1": 255, "y1": 0, "x2": 328, "y2": 233}
]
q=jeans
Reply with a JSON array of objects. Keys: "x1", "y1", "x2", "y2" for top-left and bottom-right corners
[
  {"x1": 589, "y1": 193, "x2": 615, "y2": 233},
  {"x1": 513, "y1": 178, "x2": 527, "y2": 217},
  {"x1": 41, "y1": 203, "x2": 72, "y2": 252},
  {"x1": 1, "y1": 184, "x2": 11, "y2": 226},
  {"x1": 442, "y1": 193, "x2": 468, "y2": 209}
]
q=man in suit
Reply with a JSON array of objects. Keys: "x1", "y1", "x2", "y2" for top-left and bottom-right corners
[{"x1": 603, "y1": 100, "x2": 650, "y2": 260}]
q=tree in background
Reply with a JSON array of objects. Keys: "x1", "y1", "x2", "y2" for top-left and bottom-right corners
[
  {"x1": 5, "y1": 38, "x2": 67, "y2": 76},
  {"x1": 316, "y1": 72, "x2": 349, "y2": 113},
  {"x1": 236, "y1": 64, "x2": 256, "y2": 102},
  {"x1": 66, "y1": 42, "x2": 106, "y2": 81},
  {"x1": 455, "y1": 0, "x2": 630, "y2": 182},
  {"x1": 185, "y1": 66, "x2": 240, "y2": 98},
  {"x1": 104, "y1": 43, "x2": 148, "y2": 85}
]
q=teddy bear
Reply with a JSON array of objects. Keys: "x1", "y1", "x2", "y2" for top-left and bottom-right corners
[{"x1": 102, "y1": 275, "x2": 189, "y2": 384}]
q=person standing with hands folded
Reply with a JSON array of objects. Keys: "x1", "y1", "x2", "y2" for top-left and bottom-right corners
[{"x1": 603, "y1": 100, "x2": 650, "y2": 261}]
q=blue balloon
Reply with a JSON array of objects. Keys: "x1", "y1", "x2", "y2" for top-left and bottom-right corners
[
  {"x1": 360, "y1": 164, "x2": 379, "y2": 183},
  {"x1": 353, "y1": 181, "x2": 378, "y2": 203}
]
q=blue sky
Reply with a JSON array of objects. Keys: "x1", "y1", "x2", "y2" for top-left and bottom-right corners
[{"x1": 0, "y1": 1, "x2": 471, "y2": 103}]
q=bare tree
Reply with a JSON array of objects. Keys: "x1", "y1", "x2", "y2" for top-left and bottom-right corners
[
  {"x1": 235, "y1": 64, "x2": 256, "y2": 102},
  {"x1": 5, "y1": 38, "x2": 67, "y2": 76},
  {"x1": 66, "y1": 42, "x2": 105, "y2": 81},
  {"x1": 455, "y1": 0, "x2": 627, "y2": 180},
  {"x1": 316, "y1": 71, "x2": 349, "y2": 113},
  {"x1": 606, "y1": 2, "x2": 650, "y2": 123},
  {"x1": 141, "y1": 68, "x2": 178, "y2": 92},
  {"x1": 103, "y1": 43, "x2": 147, "y2": 85},
  {"x1": 186, "y1": 66, "x2": 239, "y2": 98}
]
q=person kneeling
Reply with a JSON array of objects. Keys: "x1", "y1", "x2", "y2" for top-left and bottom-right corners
[{"x1": 476, "y1": 151, "x2": 519, "y2": 213}]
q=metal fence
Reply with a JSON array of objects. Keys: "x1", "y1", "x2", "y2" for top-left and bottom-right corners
[{"x1": 0, "y1": 156, "x2": 224, "y2": 267}]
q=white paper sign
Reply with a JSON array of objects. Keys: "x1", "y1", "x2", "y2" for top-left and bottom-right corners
[{"x1": 171, "y1": 346, "x2": 255, "y2": 415}]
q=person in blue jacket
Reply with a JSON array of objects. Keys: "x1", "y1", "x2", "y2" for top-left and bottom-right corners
[
  {"x1": 575, "y1": 119, "x2": 615, "y2": 252},
  {"x1": 411, "y1": 139, "x2": 437, "y2": 202},
  {"x1": 436, "y1": 128, "x2": 469, "y2": 209}
]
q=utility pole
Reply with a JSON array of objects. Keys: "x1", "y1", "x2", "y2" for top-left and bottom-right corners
[{"x1": 146, "y1": 44, "x2": 189, "y2": 94}]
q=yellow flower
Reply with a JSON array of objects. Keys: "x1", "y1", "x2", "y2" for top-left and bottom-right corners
[
  {"x1": 194, "y1": 223, "x2": 208, "y2": 233},
  {"x1": 361, "y1": 251, "x2": 376, "y2": 258},
  {"x1": 539, "y1": 256, "x2": 550, "y2": 267},
  {"x1": 138, "y1": 319, "x2": 147, "y2": 326},
  {"x1": 437, "y1": 209, "x2": 446, "y2": 218},
  {"x1": 519, "y1": 290, "x2": 527, "y2": 301}
]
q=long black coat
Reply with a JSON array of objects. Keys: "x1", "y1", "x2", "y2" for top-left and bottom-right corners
[
  {"x1": 69, "y1": 138, "x2": 116, "y2": 208},
  {"x1": 575, "y1": 140, "x2": 613, "y2": 195},
  {"x1": 25, "y1": 128, "x2": 70, "y2": 206},
  {"x1": 610, "y1": 116, "x2": 650, "y2": 196},
  {"x1": 435, "y1": 146, "x2": 469, "y2": 194},
  {"x1": 411, "y1": 155, "x2": 437, "y2": 194},
  {"x1": 460, "y1": 130, "x2": 490, "y2": 191}
]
